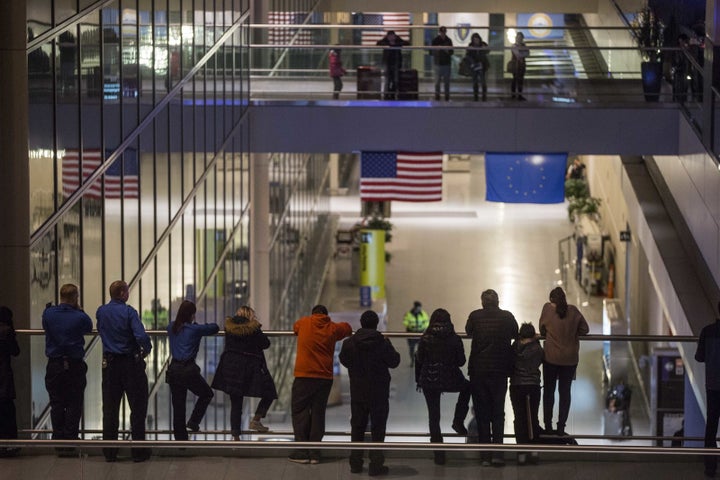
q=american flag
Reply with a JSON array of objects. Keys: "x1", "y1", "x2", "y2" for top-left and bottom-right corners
[
  {"x1": 360, "y1": 12, "x2": 411, "y2": 46},
  {"x1": 62, "y1": 148, "x2": 139, "y2": 199},
  {"x1": 268, "y1": 11, "x2": 312, "y2": 45},
  {"x1": 360, "y1": 151, "x2": 443, "y2": 202}
]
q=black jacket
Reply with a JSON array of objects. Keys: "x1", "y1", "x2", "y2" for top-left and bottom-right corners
[
  {"x1": 0, "y1": 323, "x2": 20, "y2": 400},
  {"x1": 339, "y1": 328, "x2": 400, "y2": 402},
  {"x1": 414, "y1": 322, "x2": 467, "y2": 392},
  {"x1": 211, "y1": 318, "x2": 278, "y2": 399},
  {"x1": 466, "y1": 41, "x2": 489, "y2": 70},
  {"x1": 510, "y1": 338, "x2": 543, "y2": 386},
  {"x1": 431, "y1": 35, "x2": 454, "y2": 65},
  {"x1": 377, "y1": 35, "x2": 410, "y2": 69},
  {"x1": 465, "y1": 306, "x2": 518, "y2": 377}
]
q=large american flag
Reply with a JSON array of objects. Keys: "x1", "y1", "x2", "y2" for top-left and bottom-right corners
[
  {"x1": 360, "y1": 12, "x2": 411, "y2": 46},
  {"x1": 268, "y1": 11, "x2": 312, "y2": 45},
  {"x1": 62, "y1": 148, "x2": 139, "y2": 199},
  {"x1": 360, "y1": 151, "x2": 443, "y2": 202}
]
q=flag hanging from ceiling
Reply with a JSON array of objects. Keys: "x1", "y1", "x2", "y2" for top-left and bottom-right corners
[
  {"x1": 357, "y1": 12, "x2": 411, "y2": 46},
  {"x1": 267, "y1": 11, "x2": 313, "y2": 45},
  {"x1": 62, "y1": 148, "x2": 139, "y2": 199},
  {"x1": 485, "y1": 152, "x2": 567, "y2": 204},
  {"x1": 360, "y1": 151, "x2": 443, "y2": 202}
]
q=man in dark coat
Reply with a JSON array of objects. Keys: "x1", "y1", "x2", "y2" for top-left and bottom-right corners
[
  {"x1": 376, "y1": 30, "x2": 410, "y2": 100},
  {"x1": 695, "y1": 301, "x2": 720, "y2": 478},
  {"x1": 431, "y1": 26, "x2": 454, "y2": 101},
  {"x1": 0, "y1": 306, "x2": 20, "y2": 456},
  {"x1": 465, "y1": 289, "x2": 518, "y2": 467},
  {"x1": 339, "y1": 310, "x2": 400, "y2": 476}
]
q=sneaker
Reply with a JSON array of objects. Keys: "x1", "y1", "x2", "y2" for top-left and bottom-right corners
[
  {"x1": 368, "y1": 465, "x2": 389, "y2": 476},
  {"x1": 452, "y1": 422, "x2": 468, "y2": 435},
  {"x1": 186, "y1": 422, "x2": 200, "y2": 432},
  {"x1": 249, "y1": 419, "x2": 270, "y2": 433},
  {"x1": 288, "y1": 452, "x2": 310, "y2": 464},
  {"x1": 309, "y1": 458, "x2": 320, "y2": 465}
]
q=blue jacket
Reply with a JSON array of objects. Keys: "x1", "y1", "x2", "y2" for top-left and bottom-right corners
[
  {"x1": 696, "y1": 319, "x2": 720, "y2": 391},
  {"x1": 96, "y1": 299, "x2": 152, "y2": 355},
  {"x1": 42, "y1": 303, "x2": 93, "y2": 359},
  {"x1": 168, "y1": 322, "x2": 219, "y2": 361}
]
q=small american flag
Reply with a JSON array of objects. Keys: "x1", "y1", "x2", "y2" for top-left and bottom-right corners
[
  {"x1": 361, "y1": 12, "x2": 411, "y2": 46},
  {"x1": 62, "y1": 148, "x2": 139, "y2": 199},
  {"x1": 360, "y1": 151, "x2": 443, "y2": 202}
]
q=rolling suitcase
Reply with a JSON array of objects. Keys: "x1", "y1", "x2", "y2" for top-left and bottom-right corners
[
  {"x1": 356, "y1": 66, "x2": 382, "y2": 100},
  {"x1": 398, "y1": 68, "x2": 419, "y2": 100}
]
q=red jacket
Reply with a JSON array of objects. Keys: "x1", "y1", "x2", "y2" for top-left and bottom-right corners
[
  {"x1": 293, "y1": 313, "x2": 352, "y2": 379},
  {"x1": 329, "y1": 50, "x2": 346, "y2": 78}
]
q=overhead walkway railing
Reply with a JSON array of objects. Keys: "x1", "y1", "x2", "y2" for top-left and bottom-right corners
[{"x1": 18, "y1": 329, "x2": 701, "y2": 449}]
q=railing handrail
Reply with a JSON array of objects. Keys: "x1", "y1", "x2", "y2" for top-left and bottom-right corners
[{"x1": 16, "y1": 328, "x2": 699, "y2": 342}]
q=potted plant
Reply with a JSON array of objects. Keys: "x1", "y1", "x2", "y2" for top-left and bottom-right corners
[
  {"x1": 632, "y1": 4, "x2": 664, "y2": 101},
  {"x1": 568, "y1": 196, "x2": 601, "y2": 222}
]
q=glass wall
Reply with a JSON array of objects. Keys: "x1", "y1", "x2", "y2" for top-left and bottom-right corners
[{"x1": 26, "y1": 0, "x2": 251, "y2": 437}]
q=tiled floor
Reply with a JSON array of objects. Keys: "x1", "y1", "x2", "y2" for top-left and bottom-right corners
[{"x1": 6, "y1": 156, "x2": 702, "y2": 479}]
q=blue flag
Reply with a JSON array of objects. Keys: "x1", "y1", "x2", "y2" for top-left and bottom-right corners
[{"x1": 485, "y1": 153, "x2": 567, "y2": 204}]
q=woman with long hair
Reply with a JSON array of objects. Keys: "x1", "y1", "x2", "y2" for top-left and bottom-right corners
[
  {"x1": 466, "y1": 33, "x2": 489, "y2": 101},
  {"x1": 212, "y1": 305, "x2": 278, "y2": 439},
  {"x1": 415, "y1": 308, "x2": 470, "y2": 465},
  {"x1": 538, "y1": 287, "x2": 589, "y2": 435},
  {"x1": 166, "y1": 300, "x2": 219, "y2": 440}
]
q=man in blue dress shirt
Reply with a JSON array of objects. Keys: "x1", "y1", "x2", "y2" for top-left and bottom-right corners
[
  {"x1": 96, "y1": 280, "x2": 152, "y2": 462},
  {"x1": 42, "y1": 283, "x2": 93, "y2": 452}
]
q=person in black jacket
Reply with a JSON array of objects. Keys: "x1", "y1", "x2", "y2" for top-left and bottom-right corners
[
  {"x1": 431, "y1": 26, "x2": 454, "y2": 101},
  {"x1": 376, "y1": 30, "x2": 410, "y2": 100},
  {"x1": 465, "y1": 289, "x2": 518, "y2": 467},
  {"x1": 416, "y1": 308, "x2": 471, "y2": 466},
  {"x1": 510, "y1": 322, "x2": 543, "y2": 465},
  {"x1": 695, "y1": 301, "x2": 720, "y2": 478},
  {"x1": 211, "y1": 305, "x2": 278, "y2": 439},
  {"x1": 339, "y1": 310, "x2": 400, "y2": 476},
  {"x1": 0, "y1": 306, "x2": 20, "y2": 457},
  {"x1": 466, "y1": 33, "x2": 489, "y2": 101}
]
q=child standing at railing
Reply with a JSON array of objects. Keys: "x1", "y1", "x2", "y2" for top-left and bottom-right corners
[{"x1": 329, "y1": 47, "x2": 347, "y2": 100}]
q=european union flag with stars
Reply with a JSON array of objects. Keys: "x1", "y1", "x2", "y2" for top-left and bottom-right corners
[{"x1": 485, "y1": 153, "x2": 567, "y2": 204}]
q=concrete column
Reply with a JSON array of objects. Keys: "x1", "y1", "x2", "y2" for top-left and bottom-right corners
[
  {"x1": 250, "y1": 153, "x2": 271, "y2": 329},
  {"x1": 411, "y1": 13, "x2": 425, "y2": 72},
  {"x1": 0, "y1": 0, "x2": 31, "y2": 433},
  {"x1": 329, "y1": 153, "x2": 339, "y2": 193}
]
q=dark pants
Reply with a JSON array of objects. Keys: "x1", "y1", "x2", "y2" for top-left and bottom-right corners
[
  {"x1": 291, "y1": 377, "x2": 332, "y2": 460},
  {"x1": 542, "y1": 362, "x2": 576, "y2": 431},
  {"x1": 0, "y1": 399, "x2": 17, "y2": 439},
  {"x1": 384, "y1": 66, "x2": 399, "y2": 100},
  {"x1": 422, "y1": 383, "x2": 471, "y2": 444},
  {"x1": 332, "y1": 76, "x2": 343, "y2": 99},
  {"x1": 704, "y1": 389, "x2": 720, "y2": 475},
  {"x1": 45, "y1": 358, "x2": 87, "y2": 440},
  {"x1": 349, "y1": 397, "x2": 389, "y2": 471},
  {"x1": 102, "y1": 354, "x2": 149, "y2": 460},
  {"x1": 407, "y1": 338, "x2": 419, "y2": 365},
  {"x1": 511, "y1": 65, "x2": 526, "y2": 96},
  {"x1": 472, "y1": 68, "x2": 487, "y2": 101},
  {"x1": 168, "y1": 360, "x2": 214, "y2": 440},
  {"x1": 434, "y1": 64, "x2": 451, "y2": 100},
  {"x1": 470, "y1": 375, "x2": 507, "y2": 460},
  {"x1": 510, "y1": 384, "x2": 541, "y2": 444},
  {"x1": 229, "y1": 394, "x2": 273, "y2": 437}
]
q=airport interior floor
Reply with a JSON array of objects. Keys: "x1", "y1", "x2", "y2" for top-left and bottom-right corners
[{"x1": 3, "y1": 156, "x2": 707, "y2": 479}]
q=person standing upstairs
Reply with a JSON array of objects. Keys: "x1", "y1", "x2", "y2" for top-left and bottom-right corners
[
  {"x1": 431, "y1": 26, "x2": 454, "y2": 101},
  {"x1": 695, "y1": 301, "x2": 720, "y2": 478}
]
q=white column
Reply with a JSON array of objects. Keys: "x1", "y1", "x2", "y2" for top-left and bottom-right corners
[{"x1": 250, "y1": 153, "x2": 271, "y2": 328}]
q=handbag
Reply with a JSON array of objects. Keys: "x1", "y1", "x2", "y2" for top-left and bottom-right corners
[
  {"x1": 506, "y1": 59, "x2": 516, "y2": 74},
  {"x1": 458, "y1": 55, "x2": 472, "y2": 77}
]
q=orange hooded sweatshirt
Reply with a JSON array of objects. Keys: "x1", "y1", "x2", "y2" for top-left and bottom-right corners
[{"x1": 293, "y1": 313, "x2": 352, "y2": 379}]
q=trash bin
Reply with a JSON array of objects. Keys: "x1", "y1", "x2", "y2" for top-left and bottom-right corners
[{"x1": 357, "y1": 66, "x2": 382, "y2": 100}]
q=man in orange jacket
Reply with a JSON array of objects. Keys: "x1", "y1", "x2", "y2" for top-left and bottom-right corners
[{"x1": 289, "y1": 305, "x2": 352, "y2": 464}]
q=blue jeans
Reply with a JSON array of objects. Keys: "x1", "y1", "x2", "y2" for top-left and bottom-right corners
[{"x1": 435, "y1": 64, "x2": 451, "y2": 100}]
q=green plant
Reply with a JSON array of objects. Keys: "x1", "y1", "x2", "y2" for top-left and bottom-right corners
[
  {"x1": 564, "y1": 179, "x2": 589, "y2": 200},
  {"x1": 568, "y1": 196, "x2": 601, "y2": 221},
  {"x1": 364, "y1": 214, "x2": 393, "y2": 243},
  {"x1": 632, "y1": 4, "x2": 664, "y2": 63}
]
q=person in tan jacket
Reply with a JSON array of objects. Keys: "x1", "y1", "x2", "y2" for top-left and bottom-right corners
[
  {"x1": 289, "y1": 304, "x2": 351, "y2": 464},
  {"x1": 538, "y1": 287, "x2": 589, "y2": 435}
]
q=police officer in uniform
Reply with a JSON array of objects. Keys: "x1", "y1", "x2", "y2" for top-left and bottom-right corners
[
  {"x1": 96, "y1": 280, "x2": 152, "y2": 462},
  {"x1": 42, "y1": 284, "x2": 93, "y2": 455}
]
